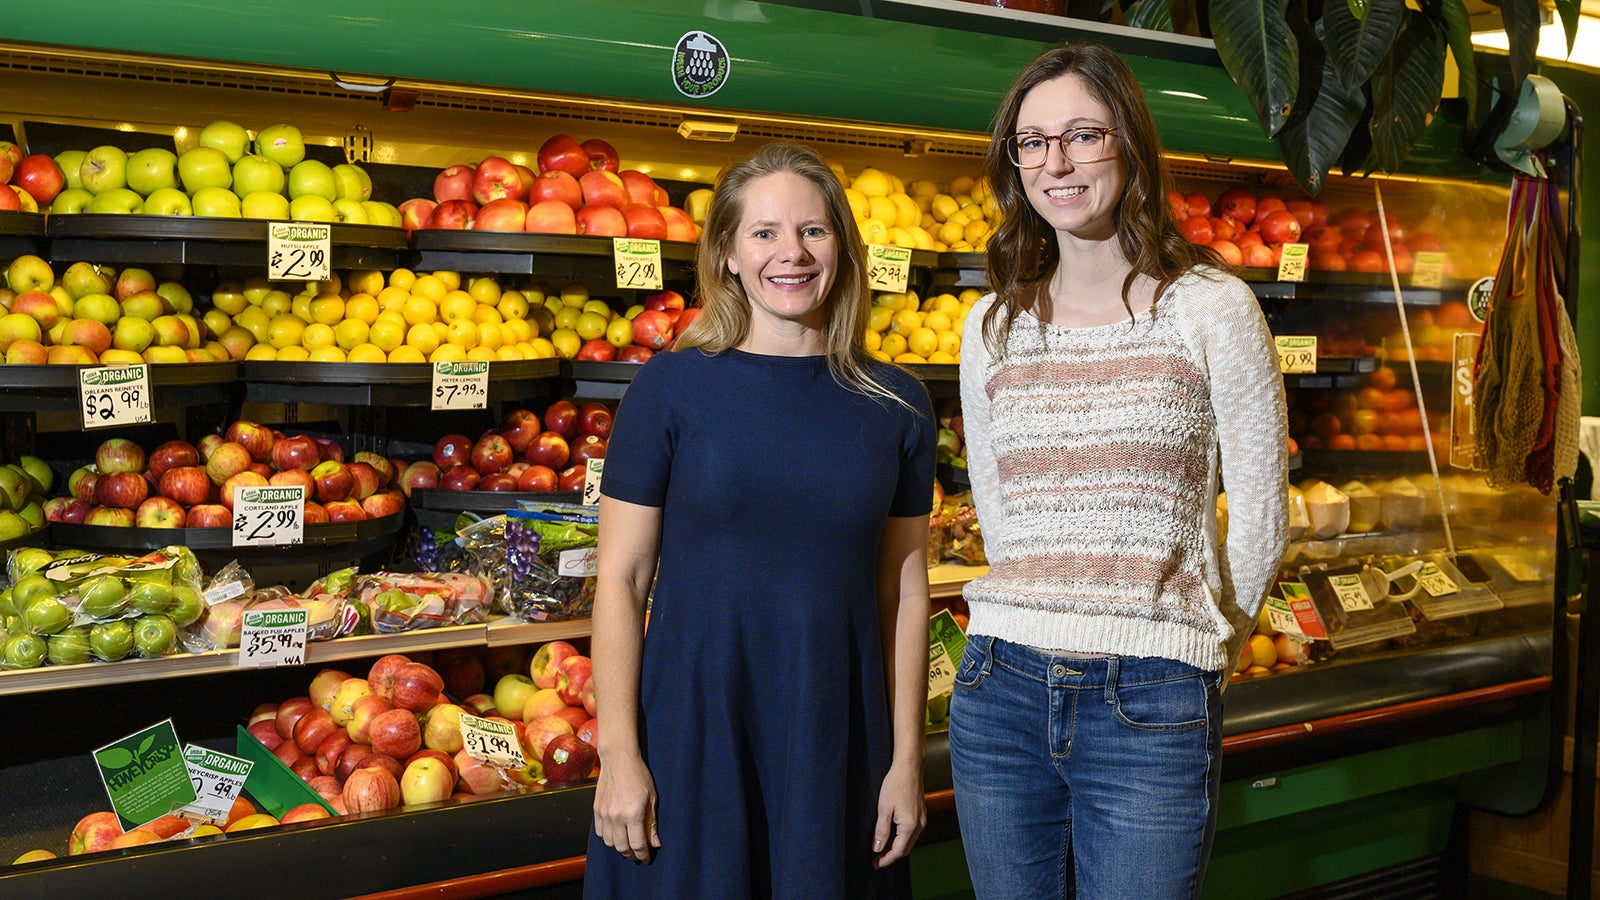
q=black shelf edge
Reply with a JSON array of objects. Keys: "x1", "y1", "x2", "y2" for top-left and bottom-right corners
[
  {"x1": 411, "y1": 229, "x2": 697, "y2": 261},
  {"x1": 241, "y1": 359, "x2": 558, "y2": 386},
  {"x1": 1297, "y1": 449, "x2": 1435, "y2": 474},
  {"x1": 0, "y1": 210, "x2": 47, "y2": 237},
  {"x1": 0, "y1": 361, "x2": 241, "y2": 390},
  {"x1": 410, "y1": 488, "x2": 585, "y2": 512},
  {"x1": 44, "y1": 215, "x2": 408, "y2": 249},
  {"x1": 50, "y1": 512, "x2": 405, "y2": 552}
]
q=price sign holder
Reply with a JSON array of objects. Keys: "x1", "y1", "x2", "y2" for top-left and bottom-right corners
[
  {"x1": 460, "y1": 713, "x2": 526, "y2": 770},
  {"x1": 1328, "y1": 573, "x2": 1374, "y2": 612},
  {"x1": 1276, "y1": 243, "x2": 1309, "y2": 282},
  {"x1": 79, "y1": 364, "x2": 152, "y2": 430},
  {"x1": 1411, "y1": 251, "x2": 1446, "y2": 288},
  {"x1": 1417, "y1": 562, "x2": 1460, "y2": 597},
  {"x1": 583, "y1": 458, "x2": 605, "y2": 505},
  {"x1": 1274, "y1": 335, "x2": 1318, "y2": 374},
  {"x1": 94, "y1": 719, "x2": 196, "y2": 830},
  {"x1": 867, "y1": 244, "x2": 913, "y2": 293},
  {"x1": 1262, "y1": 593, "x2": 1304, "y2": 639},
  {"x1": 1279, "y1": 582, "x2": 1328, "y2": 639},
  {"x1": 181, "y1": 745, "x2": 253, "y2": 824},
  {"x1": 267, "y1": 222, "x2": 332, "y2": 281},
  {"x1": 927, "y1": 608, "x2": 967, "y2": 698},
  {"x1": 613, "y1": 238, "x2": 663, "y2": 290},
  {"x1": 238, "y1": 608, "x2": 309, "y2": 668},
  {"x1": 431, "y1": 360, "x2": 490, "y2": 410},
  {"x1": 232, "y1": 485, "x2": 306, "y2": 547}
]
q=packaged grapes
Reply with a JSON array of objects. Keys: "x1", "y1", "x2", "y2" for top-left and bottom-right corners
[{"x1": 504, "y1": 503, "x2": 598, "y2": 622}]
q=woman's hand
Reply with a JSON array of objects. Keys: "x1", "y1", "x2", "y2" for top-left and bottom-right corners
[
  {"x1": 592, "y1": 751, "x2": 660, "y2": 863},
  {"x1": 872, "y1": 758, "x2": 925, "y2": 867}
]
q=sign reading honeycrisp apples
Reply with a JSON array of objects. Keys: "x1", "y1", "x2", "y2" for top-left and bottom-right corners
[
  {"x1": 927, "y1": 608, "x2": 967, "y2": 698},
  {"x1": 267, "y1": 222, "x2": 331, "y2": 281},
  {"x1": 79, "y1": 364, "x2": 151, "y2": 430},
  {"x1": 613, "y1": 238, "x2": 663, "y2": 290},
  {"x1": 181, "y1": 745, "x2": 253, "y2": 824},
  {"x1": 94, "y1": 719, "x2": 195, "y2": 830}
]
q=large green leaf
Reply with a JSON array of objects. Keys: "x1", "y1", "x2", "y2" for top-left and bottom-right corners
[
  {"x1": 1496, "y1": 0, "x2": 1543, "y2": 89},
  {"x1": 1210, "y1": 0, "x2": 1300, "y2": 137},
  {"x1": 1277, "y1": 43, "x2": 1369, "y2": 193},
  {"x1": 1324, "y1": 0, "x2": 1404, "y2": 92},
  {"x1": 1430, "y1": 0, "x2": 1478, "y2": 128},
  {"x1": 1368, "y1": 10, "x2": 1446, "y2": 173},
  {"x1": 1554, "y1": 0, "x2": 1581, "y2": 59},
  {"x1": 1125, "y1": 0, "x2": 1174, "y2": 31}
]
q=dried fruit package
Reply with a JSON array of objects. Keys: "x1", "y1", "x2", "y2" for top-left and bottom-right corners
[
  {"x1": 352, "y1": 571, "x2": 491, "y2": 633},
  {"x1": 504, "y1": 503, "x2": 599, "y2": 622}
]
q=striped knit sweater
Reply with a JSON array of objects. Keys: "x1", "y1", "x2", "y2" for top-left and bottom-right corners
[{"x1": 958, "y1": 266, "x2": 1287, "y2": 672}]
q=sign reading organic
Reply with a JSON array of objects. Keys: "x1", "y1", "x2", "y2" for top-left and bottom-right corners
[
  {"x1": 79, "y1": 364, "x2": 151, "y2": 430},
  {"x1": 431, "y1": 360, "x2": 490, "y2": 410},
  {"x1": 1276, "y1": 243, "x2": 1309, "y2": 282},
  {"x1": 94, "y1": 719, "x2": 195, "y2": 830},
  {"x1": 181, "y1": 745, "x2": 253, "y2": 824},
  {"x1": 460, "y1": 713, "x2": 526, "y2": 770},
  {"x1": 927, "y1": 608, "x2": 967, "y2": 698},
  {"x1": 232, "y1": 485, "x2": 306, "y2": 547},
  {"x1": 238, "y1": 608, "x2": 309, "y2": 667},
  {"x1": 613, "y1": 238, "x2": 663, "y2": 290},
  {"x1": 1274, "y1": 336, "x2": 1317, "y2": 374},
  {"x1": 267, "y1": 222, "x2": 331, "y2": 281}
]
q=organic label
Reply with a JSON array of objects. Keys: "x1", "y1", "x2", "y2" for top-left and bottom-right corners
[
  {"x1": 238, "y1": 608, "x2": 309, "y2": 667},
  {"x1": 267, "y1": 222, "x2": 331, "y2": 281},
  {"x1": 431, "y1": 360, "x2": 489, "y2": 411},
  {"x1": 460, "y1": 713, "x2": 526, "y2": 770},
  {"x1": 927, "y1": 608, "x2": 967, "y2": 698},
  {"x1": 232, "y1": 485, "x2": 305, "y2": 547},
  {"x1": 181, "y1": 745, "x2": 253, "y2": 823},
  {"x1": 867, "y1": 244, "x2": 913, "y2": 293},
  {"x1": 1328, "y1": 573, "x2": 1374, "y2": 612},
  {"x1": 1276, "y1": 243, "x2": 1309, "y2": 282},
  {"x1": 1274, "y1": 335, "x2": 1317, "y2": 374},
  {"x1": 94, "y1": 719, "x2": 195, "y2": 830},
  {"x1": 1280, "y1": 582, "x2": 1328, "y2": 639},
  {"x1": 1411, "y1": 251, "x2": 1446, "y2": 288},
  {"x1": 582, "y1": 459, "x2": 606, "y2": 506},
  {"x1": 79, "y1": 364, "x2": 151, "y2": 430},
  {"x1": 613, "y1": 238, "x2": 663, "y2": 290},
  {"x1": 1416, "y1": 562, "x2": 1460, "y2": 597}
]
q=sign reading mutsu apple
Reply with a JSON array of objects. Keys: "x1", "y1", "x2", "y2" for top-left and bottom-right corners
[
  {"x1": 613, "y1": 238, "x2": 663, "y2": 290},
  {"x1": 79, "y1": 364, "x2": 151, "y2": 430},
  {"x1": 232, "y1": 484, "x2": 305, "y2": 547},
  {"x1": 431, "y1": 360, "x2": 490, "y2": 411},
  {"x1": 867, "y1": 244, "x2": 912, "y2": 294},
  {"x1": 239, "y1": 608, "x2": 309, "y2": 667},
  {"x1": 267, "y1": 222, "x2": 331, "y2": 281},
  {"x1": 460, "y1": 713, "x2": 526, "y2": 770}
]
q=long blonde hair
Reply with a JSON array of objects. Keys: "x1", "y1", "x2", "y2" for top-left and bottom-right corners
[{"x1": 675, "y1": 141, "x2": 915, "y2": 410}]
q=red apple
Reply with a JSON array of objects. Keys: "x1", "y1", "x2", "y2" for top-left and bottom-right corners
[
  {"x1": 95, "y1": 438, "x2": 146, "y2": 474},
  {"x1": 361, "y1": 490, "x2": 405, "y2": 518},
  {"x1": 369, "y1": 707, "x2": 423, "y2": 759},
  {"x1": 293, "y1": 708, "x2": 339, "y2": 755},
  {"x1": 470, "y1": 433, "x2": 514, "y2": 475},
  {"x1": 186, "y1": 503, "x2": 232, "y2": 528},
  {"x1": 529, "y1": 641, "x2": 580, "y2": 689},
  {"x1": 577, "y1": 717, "x2": 599, "y2": 748},
  {"x1": 280, "y1": 802, "x2": 332, "y2": 824},
  {"x1": 68, "y1": 811, "x2": 124, "y2": 856},
  {"x1": 433, "y1": 164, "x2": 476, "y2": 203},
  {"x1": 302, "y1": 500, "x2": 329, "y2": 524},
  {"x1": 314, "y1": 731, "x2": 355, "y2": 776},
  {"x1": 246, "y1": 719, "x2": 283, "y2": 751},
  {"x1": 69, "y1": 466, "x2": 98, "y2": 504},
  {"x1": 435, "y1": 648, "x2": 486, "y2": 698},
  {"x1": 220, "y1": 470, "x2": 269, "y2": 509},
  {"x1": 570, "y1": 434, "x2": 608, "y2": 466},
  {"x1": 543, "y1": 400, "x2": 579, "y2": 440},
  {"x1": 524, "y1": 200, "x2": 578, "y2": 235},
  {"x1": 347, "y1": 694, "x2": 394, "y2": 744},
  {"x1": 529, "y1": 170, "x2": 582, "y2": 210},
  {"x1": 226, "y1": 420, "x2": 277, "y2": 463},
  {"x1": 462, "y1": 693, "x2": 499, "y2": 718},
  {"x1": 474, "y1": 197, "x2": 529, "y2": 232},
  {"x1": 367, "y1": 653, "x2": 411, "y2": 699},
  {"x1": 399, "y1": 460, "x2": 440, "y2": 497},
  {"x1": 147, "y1": 440, "x2": 201, "y2": 479},
  {"x1": 516, "y1": 464, "x2": 559, "y2": 492},
  {"x1": 205, "y1": 441, "x2": 252, "y2": 485},
  {"x1": 616, "y1": 345, "x2": 655, "y2": 364},
  {"x1": 307, "y1": 775, "x2": 342, "y2": 801},
  {"x1": 440, "y1": 464, "x2": 481, "y2": 492},
  {"x1": 134, "y1": 495, "x2": 186, "y2": 528},
  {"x1": 471, "y1": 156, "x2": 528, "y2": 204},
  {"x1": 478, "y1": 472, "x2": 518, "y2": 491},
  {"x1": 335, "y1": 744, "x2": 374, "y2": 782},
  {"x1": 556, "y1": 655, "x2": 593, "y2": 706},
  {"x1": 581, "y1": 678, "x2": 597, "y2": 717},
  {"x1": 618, "y1": 170, "x2": 664, "y2": 206},
  {"x1": 342, "y1": 765, "x2": 401, "y2": 814},
  {"x1": 499, "y1": 409, "x2": 542, "y2": 452},
  {"x1": 621, "y1": 203, "x2": 668, "y2": 239},
  {"x1": 268, "y1": 466, "x2": 315, "y2": 495},
  {"x1": 576, "y1": 402, "x2": 615, "y2": 439},
  {"x1": 433, "y1": 434, "x2": 473, "y2": 470},
  {"x1": 398, "y1": 198, "x2": 437, "y2": 233},
  {"x1": 521, "y1": 715, "x2": 575, "y2": 761},
  {"x1": 427, "y1": 199, "x2": 477, "y2": 230},
  {"x1": 630, "y1": 309, "x2": 675, "y2": 350},
  {"x1": 324, "y1": 498, "x2": 366, "y2": 522},
  {"x1": 576, "y1": 338, "x2": 616, "y2": 361},
  {"x1": 154, "y1": 465, "x2": 207, "y2": 506},
  {"x1": 346, "y1": 461, "x2": 381, "y2": 500},
  {"x1": 392, "y1": 662, "x2": 445, "y2": 711},
  {"x1": 537, "y1": 133, "x2": 589, "y2": 178},
  {"x1": 575, "y1": 203, "x2": 628, "y2": 237},
  {"x1": 578, "y1": 169, "x2": 628, "y2": 208},
  {"x1": 542, "y1": 733, "x2": 598, "y2": 784},
  {"x1": 660, "y1": 205, "x2": 697, "y2": 242},
  {"x1": 273, "y1": 740, "x2": 307, "y2": 770},
  {"x1": 581, "y1": 138, "x2": 620, "y2": 172},
  {"x1": 558, "y1": 465, "x2": 587, "y2": 492},
  {"x1": 14, "y1": 155, "x2": 65, "y2": 205},
  {"x1": 1216, "y1": 187, "x2": 1258, "y2": 225},
  {"x1": 454, "y1": 749, "x2": 508, "y2": 795},
  {"x1": 643, "y1": 290, "x2": 686, "y2": 312},
  {"x1": 311, "y1": 460, "x2": 353, "y2": 503},
  {"x1": 94, "y1": 471, "x2": 149, "y2": 510}
]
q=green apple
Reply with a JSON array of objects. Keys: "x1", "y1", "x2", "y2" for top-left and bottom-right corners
[
  {"x1": 288, "y1": 159, "x2": 337, "y2": 201},
  {"x1": 191, "y1": 186, "x2": 242, "y2": 218},
  {"x1": 5, "y1": 255, "x2": 54, "y2": 294},
  {"x1": 202, "y1": 309, "x2": 232, "y2": 340},
  {"x1": 89, "y1": 620, "x2": 134, "y2": 661},
  {"x1": 156, "y1": 282, "x2": 193, "y2": 314},
  {"x1": 112, "y1": 316, "x2": 155, "y2": 353},
  {"x1": 168, "y1": 585, "x2": 203, "y2": 628},
  {"x1": 50, "y1": 187, "x2": 94, "y2": 215},
  {"x1": 133, "y1": 614, "x2": 177, "y2": 657},
  {"x1": 232, "y1": 155, "x2": 285, "y2": 196},
  {"x1": 0, "y1": 509, "x2": 29, "y2": 542},
  {"x1": 11, "y1": 574, "x2": 57, "y2": 610},
  {"x1": 17, "y1": 457, "x2": 53, "y2": 495},
  {"x1": 141, "y1": 187, "x2": 192, "y2": 216},
  {"x1": 2, "y1": 633, "x2": 47, "y2": 670},
  {"x1": 241, "y1": 191, "x2": 290, "y2": 220},
  {"x1": 120, "y1": 291, "x2": 165, "y2": 321},
  {"x1": 177, "y1": 146, "x2": 232, "y2": 193},
  {"x1": 198, "y1": 119, "x2": 250, "y2": 163},
  {"x1": 47, "y1": 628, "x2": 93, "y2": 666},
  {"x1": 128, "y1": 581, "x2": 173, "y2": 615},
  {"x1": 0, "y1": 466, "x2": 29, "y2": 509},
  {"x1": 17, "y1": 501, "x2": 43, "y2": 530},
  {"x1": 78, "y1": 576, "x2": 129, "y2": 620},
  {"x1": 23, "y1": 595, "x2": 72, "y2": 635},
  {"x1": 80, "y1": 145, "x2": 129, "y2": 194},
  {"x1": 253, "y1": 123, "x2": 305, "y2": 168},
  {"x1": 55, "y1": 150, "x2": 88, "y2": 190},
  {"x1": 126, "y1": 147, "x2": 179, "y2": 195},
  {"x1": 88, "y1": 188, "x2": 143, "y2": 214},
  {"x1": 332, "y1": 163, "x2": 372, "y2": 201},
  {"x1": 288, "y1": 194, "x2": 337, "y2": 223},
  {"x1": 61, "y1": 261, "x2": 112, "y2": 300},
  {"x1": 361, "y1": 201, "x2": 402, "y2": 228},
  {"x1": 9, "y1": 546, "x2": 54, "y2": 577},
  {"x1": 333, "y1": 198, "x2": 368, "y2": 224},
  {"x1": 73, "y1": 293, "x2": 120, "y2": 327}
]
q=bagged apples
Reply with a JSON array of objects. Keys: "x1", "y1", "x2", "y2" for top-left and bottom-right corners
[
  {"x1": 352, "y1": 571, "x2": 491, "y2": 633},
  {"x1": 186, "y1": 565, "x2": 361, "y2": 650},
  {"x1": 503, "y1": 503, "x2": 598, "y2": 622}
]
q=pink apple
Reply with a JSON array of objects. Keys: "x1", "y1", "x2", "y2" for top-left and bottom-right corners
[
  {"x1": 187, "y1": 503, "x2": 231, "y2": 527},
  {"x1": 578, "y1": 169, "x2": 628, "y2": 208},
  {"x1": 524, "y1": 200, "x2": 578, "y2": 235},
  {"x1": 147, "y1": 440, "x2": 200, "y2": 478},
  {"x1": 391, "y1": 661, "x2": 445, "y2": 711},
  {"x1": 270, "y1": 434, "x2": 320, "y2": 472},
  {"x1": 276, "y1": 696, "x2": 317, "y2": 740},
  {"x1": 433, "y1": 164, "x2": 476, "y2": 203},
  {"x1": 529, "y1": 170, "x2": 582, "y2": 210},
  {"x1": 399, "y1": 461, "x2": 440, "y2": 497},
  {"x1": 311, "y1": 460, "x2": 353, "y2": 503},
  {"x1": 530, "y1": 640, "x2": 581, "y2": 688},
  {"x1": 575, "y1": 203, "x2": 628, "y2": 237},
  {"x1": 427, "y1": 199, "x2": 477, "y2": 230},
  {"x1": 95, "y1": 471, "x2": 149, "y2": 510},
  {"x1": 421, "y1": 703, "x2": 466, "y2": 754},
  {"x1": 343, "y1": 765, "x2": 401, "y2": 814},
  {"x1": 346, "y1": 461, "x2": 381, "y2": 500},
  {"x1": 367, "y1": 653, "x2": 411, "y2": 699},
  {"x1": 522, "y1": 687, "x2": 569, "y2": 722},
  {"x1": 205, "y1": 441, "x2": 252, "y2": 485},
  {"x1": 398, "y1": 198, "x2": 437, "y2": 233},
  {"x1": 471, "y1": 156, "x2": 528, "y2": 204},
  {"x1": 220, "y1": 470, "x2": 269, "y2": 509},
  {"x1": 361, "y1": 490, "x2": 405, "y2": 519},
  {"x1": 618, "y1": 170, "x2": 665, "y2": 207},
  {"x1": 537, "y1": 133, "x2": 589, "y2": 178},
  {"x1": 369, "y1": 707, "x2": 423, "y2": 759},
  {"x1": 660, "y1": 206, "x2": 697, "y2": 242},
  {"x1": 225, "y1": 420, "x2": 277, "y2": 462},
  {"x1": 474, "y1": 197, "x2": 528, "y2": 232},
  {"x1": 453, "y1": 749, "x2": 508, "y2": 795},
  {"x1": 621, "y1": 203, "x2": 668, "y2": 239},
  {"x1": 556, "y1": 655, "x2": 593, "y2": 706},
  {"x1": 521, "y1": 714, "x2": 575, "y2": 761},
  {"x1": 134, "y1": 495, "x2": 186, "y2": 528}
]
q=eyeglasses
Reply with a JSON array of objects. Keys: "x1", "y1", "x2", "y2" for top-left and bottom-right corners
[{"x1": 1005, "y1": 127, "x2": 1119, "y2": 168}]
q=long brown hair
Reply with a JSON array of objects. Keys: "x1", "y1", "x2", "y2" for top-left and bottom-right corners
[
  {"x1": 981, "y1": 41, "x2": 1222, "y2": 353},
  {"x1": 677, "y1": 141, "x2": 914, "y2": 409}
]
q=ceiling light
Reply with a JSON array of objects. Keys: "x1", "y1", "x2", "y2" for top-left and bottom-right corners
[{"x1": 1472, "y1": 14, "x2": 1600, "y2": 72}]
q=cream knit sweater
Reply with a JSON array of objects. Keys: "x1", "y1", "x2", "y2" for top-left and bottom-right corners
[{"x1": 959, "y1": 267, "x2": 1287, "y2": 672}]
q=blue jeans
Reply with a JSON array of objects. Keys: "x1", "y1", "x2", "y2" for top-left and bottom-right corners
[{"x1": 948, "y1": 635, "x2": 1224, "y2": 900}]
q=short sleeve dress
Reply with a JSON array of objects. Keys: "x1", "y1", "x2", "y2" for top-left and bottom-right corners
[{"x1": 583, "y1": 347, "x2": 935, "y2": 900}]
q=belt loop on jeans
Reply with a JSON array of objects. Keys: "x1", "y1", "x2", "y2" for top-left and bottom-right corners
[{"x1": 1104, "y1": 656, "x2": 1119, "y2": 703}]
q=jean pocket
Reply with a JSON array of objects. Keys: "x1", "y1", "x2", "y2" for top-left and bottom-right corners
[
  {"x1": 953, "y1": 635, "x2": 991, "y2": 691},
  {"x1": 1111, "y1": 671, "x2": 1209, "y2": 732}
]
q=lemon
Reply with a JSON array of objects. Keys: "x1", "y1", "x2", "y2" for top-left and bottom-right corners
[
  {"x1": 432, "y1": 270, "x2": 462, "y2": 291},
  {"x1": 468, "y1": 277, "x2": 502, "y2": 306},
  {"x1": 439, "y1": 291, "x2": 477, "y2": 323},
  {"x1": 868, "y1": 196, "x2": 897, "y2": 225},
  {"x1": 345, "y1": 295, "x2": 380, "y2": 325},
  {"x1": 410, "y1": 274, "x2": 448, "y2": 302},
  {"x1": 497, "y1": 291, "x2": 529, "y2": 321},
  {"x1": 211, "y1": 285, "x2": 247, "y2": 315},
  {"x1": 261, "y1": 290, "x2": 293, "y2": 319},
  {"x1": 478, "y1": 322, "x2": 504, "y2": 351},
  {"x1": 868, "y1": 349, "x2": 891, "y2": 363},
  {"x1": 497, "y1": 345, "x2": 524, "y2": 361},
  {"x1": 560, "y1": 283, "x2": 590, "y2": 308},
  {"x1": 528, "y1": 337, "x2": 557, "y2": 359},
  {"x1": 930, "y1": 194, "x2": 960, "y2": 223},
  {"x1": 473, "y1": 305, "x2": 503, "y2": 326},
  {"x1": 553, "y1": 306, "x2": 582, "y2": 331},
  {"x1": 606, "y1": 317, "x2": 634, "y2": 348},
  {"x1": 908, "y1": 327, "x2": 939, "y2": 358},
  {"x1": 863, "y1": 330, "x2": 881, "y2": 352},
  {"x1": 844, "y1": 188, "x2": 868, "y2": 221},
  {"x1": 938, "y1": 221, "x2": 966, "y2": 245},
  {"x1": 924, "y1": 310, "x2": 953, "y2": 332},
  {"x1": 550, "y1": 327, "x2": 582, "y2": 359},
  {"x1": 387, "y1": 268, "x2": 417, "y2": 291},
  {"x1": 893, "y1": 352, "x2": 928, "y2": 364},
  {"x1": 964, "y1": 220, "x2": 990, "y2": 242},
  {"x1": 927, "y1": 350, "x2": 958, "y2": 365},
  {"x1": 244, "y1": 343, "x2": 277, "y2": 361},
  {"x1": 201, "y1": 309, "x2": 232, "y2": 341},
  {"x1": 242, "y1": 276, "x2": 272, "y2": 304},
  {"x1": 868, "y1": 306, "x2": 894, "y2": 333},
  {"x1": 575, "y1": 311, "x2": 609, "y2": 341},
  {"x1": 387, "y1": 345, "x2": 425, "y2": 363},
  {"x1": 300, "y1": 322, "x2": 337, "y2": 350},
  {"x1": 276, "y1": 345, "x2": 310, "y2": 362},
  {"x1": 881, "y1": 332, "x2": 908, "y2": 357},
  {"x1": 935, "y1": 294, "x2": 962, "y2": 316},
  {"x1": 334, "y1": 319, "x2": 370, "y2": 350},
  {"x1": 430, "y1": 343, "x2": 467, "y2": 363},
  {"x1": 889, "y1": 194, "x2": 921, "y2": 229},
  {"x1": 347, "y1": 269, "x2": 385, "y2": 296},
  {"x1": 529, "y1": 307, "x2": 554, "y2": 336},
  {"x1": 430, "y1": 321, "x2": 450, "y2": 341},
  {"x1": 949, "y1": 175, "x2": 975, "y2": 197},
  {"x1": 307, "y1": 294, "x2": 343, "y2": 326},
  {"x1": 405, "y1": 322, "x2": 440, "y2": 355},
  {"x1": 503, "y1": 318, "x2": 535, "y2": 343},
  {"x1": 852, "y1": 167, "x2": 892, "y2": 198},
  {"x1": 908, "y1": 226, "x2": 935, "y2": 250},
  {"x1": 887, "y1": 227, "x2": 916, "y2": 249},
  {"x1": 891, "y1": 309, "x2": 923, "y2": 334},
  {"x1": 234, "y1": 307, "x2": 271, "y2": 342},
  {"x1": 960, "y1": 288, "x2": 986, "y2": 304},
  {"x1": 402, "y1": 296, "x2": 438, "y2": 326},
  {"x1": 307, "y1": 345, "x2": 346, "y2": 363},
  {"x1": 377, "y1": 285, "x2": 411, "y2": 310},
  {"x1": 289, "y1": 294, "x2": 313, "y2": 323},
  {"x1": 467, "y1": 346, "x2": 498, "y2": 362},
  {"x1": 267, "y1": 315, "x2": 306, "y2": 349},
  {"x1": 347, "y1": 342, "x2": 386, "y2": 363},
  {"x1": 860, "y1": 219, "x2": 889, "y2": 245},
  {"x1": 938, "y1": 330, "x2": 962, "y2": 356},
  {"x1": 522, "y1": 283, "x2": 550, "y2": 306},
  {"x1": 582, "y1": 300, "x2": 612, "y2": 318},
  {"x1": 447, "y1": 319, "x2": 481, "y2": 349}
]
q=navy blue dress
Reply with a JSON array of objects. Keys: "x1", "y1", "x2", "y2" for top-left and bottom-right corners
[{"x1": 584, "y1": 348, "x2": 935, "y2": 900}]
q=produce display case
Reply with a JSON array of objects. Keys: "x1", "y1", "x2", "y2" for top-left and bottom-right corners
[{"x1": 0, "y1": 2, "x2": 1572, "y2": 897}]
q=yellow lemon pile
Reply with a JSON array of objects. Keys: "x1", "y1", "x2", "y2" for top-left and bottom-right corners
[
  {"x1": 843, "y1": 168, "x2": 1000, "y2": 253},
  {"x1": 864, "y1": 287, "x2": 985, "y2": 365}
]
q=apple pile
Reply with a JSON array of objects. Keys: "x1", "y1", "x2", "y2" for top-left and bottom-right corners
[
  {"x1": 0, "y1": 455, "x2": 52, "y2": 541},
  {"x1": 50, "y1": 423, "x2": 406, "y2": 529},
  {"x1": 546, "y1": 286, "x2": 699, "y2": 363},
  {"x1": 223, "y1": 268, "x2": 552, "y2": 364},
  {"x1": 400, "y1": 398, "x2": 615, "y2": 496},
  {"x1": 398, "y1": 133, "x2": 697, "y2": 242},
  {"x1": 487, "y1": 640, "x2": 600, "y2": 785},
  {"x1": 865, "y1": 287, "x2": 982, "y2": 365},
  {"x1": 0, "y1": 255, "x2": 241, "y2": 365},
  {"x1": 840, "y1": 167, "x2": 999, "y2": 253},
  {"x1": 4, "y1": 119, "x2": 399, "y2": 224},
  {"x1": 42, "y1": 797, "x2": 313, "y2": 860},
  {"x1": 0, "y1": 139, "x2": 51, "y2": 214}
]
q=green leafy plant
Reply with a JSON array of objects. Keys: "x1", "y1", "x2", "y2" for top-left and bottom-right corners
[{"x1": 1072, "y1": 0, "x2": 1577, "y2": 192}]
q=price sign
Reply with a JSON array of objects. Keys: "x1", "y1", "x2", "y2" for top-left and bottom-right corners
[
  {"x1": 613, "y1": 237, "x2": 663, "y2": 290},
  {"x1": 1262, "y1": 593, "x2": 1303, "y2": 638},
  {"x1": 267, "y1": 222, "x2": 331, "y2": 281},
  {"x1": 238, "y1": 608, "x2": 309, "y2": 668},
  {"x1": 79, "y1": 364, "x2": 152, "y2": 430},
  {"x1": 181, "y1": 745, "x2": 253, "y2": 823},
  {"x1": 583, "y1": 458, "x2": 605, "y2": 505},
  {"x1": 232, "y1": 485, "x2": 305, "y2": 547},
  {"x1": 927, "y1": 608, "x2": 967, "y2": 698},
  {"x1": 1411, "y1": 251, "x2": 1446, "y2": 288},
  {"x1": 1327, "y1": 573, "x2": 1374, "y2": 612},
  {"x1": 866, "y1": 244, "x2": 913, "y2": 293},
  {"x1": 1279, "y1": 582, "x2": 1328, "y2": 639},
  {"x1": 1276, "y1": 242, "x2": 1309, "y2": 282},
  {"x1": 431, "y1": 360, "x2": 489, "y2": 411},
  {"x1": 94, "y1": 719, "x2": 195, "y2": 830},
  {"x1": 460, "y1": 713, "x2": 526, "y2": 770},
  {"x1": 1416, "y1": 562, "x2": 1460, "y2": 597},
  {"x1": 1274, "y1": 335, "x2": 1318, "y2": 374}
]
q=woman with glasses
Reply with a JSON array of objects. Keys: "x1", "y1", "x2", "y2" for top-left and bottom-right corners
[{"x1": 948, "y1": 42, "x2": 1287, "y2": 898}]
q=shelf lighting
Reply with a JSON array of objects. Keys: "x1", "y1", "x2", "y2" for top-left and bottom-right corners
[{"x1": 677, "y1": 118, "x2": 739, "y2": 142}]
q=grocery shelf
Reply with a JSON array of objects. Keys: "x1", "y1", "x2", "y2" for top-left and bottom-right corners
[
  {"x1": 1298, "y1": 449, "x2": 1434, "y2": 475},
  {"x1": 0, "y1": 361, "x2": 241, "y2": 413},
  {"x1": 411, "y1": 230, "x2": 697, "y2": 280},
  {"x1": 241, "y1": 359, "x2": 558, "y2": 407},
  {"x1": 484, "y1": 616, "x2": 597, "y2": 647},
  {"x1": 0, "y1": 210, "x2": 45, "y2": 257},
  {"x1": 410, "y1": 488, "x2": 583, "y2": 512},
  {"x1": 51, "y1": 511, "x2": 406, "y2": 553},
  {"x1": 930, "y1": 562, "x2": 985, "y2": 599},
  {"x1": 45, "y1": 215, "x2": 409, "y2": 269}
]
